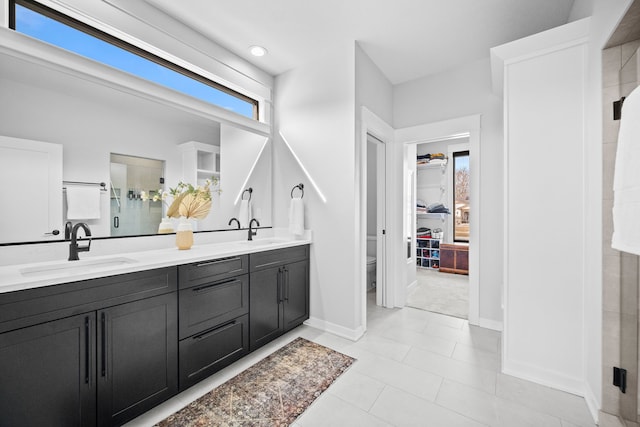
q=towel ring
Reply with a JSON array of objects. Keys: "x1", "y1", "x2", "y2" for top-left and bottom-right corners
[
  {"x1": 242, "y1": 188, "x2": 253, "y2": 201},
  {"x1": 291, "y1": 183, "x2": 304, "y2": 199}
]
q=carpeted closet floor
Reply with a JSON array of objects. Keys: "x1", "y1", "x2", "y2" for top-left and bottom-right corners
[{"x1": 406, "y1": 269, "x2": 469, "y2": 319}]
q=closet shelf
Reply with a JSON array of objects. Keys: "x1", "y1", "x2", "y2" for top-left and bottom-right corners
[{"x1": 417, "y1": 212, "x2": 448, "y2": 221}]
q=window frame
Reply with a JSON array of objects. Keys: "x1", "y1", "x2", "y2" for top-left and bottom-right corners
[
  {"x1": 9, "y1": 0, "x2": 259, "y2": 120},
  {"x1": 452, "y1": 150, "x2": 470, "y2": 243}
]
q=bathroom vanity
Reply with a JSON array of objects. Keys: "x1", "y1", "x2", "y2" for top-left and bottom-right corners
[{"x1": 0, "y1": 239, "x2": 310, "y2": 427}]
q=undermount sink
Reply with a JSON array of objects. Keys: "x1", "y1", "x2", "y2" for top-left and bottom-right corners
[
  {"x1": 20, "y1": 257, "x2": 138, "y2": 277},
  {"x1": 240, "y1": 238, "x2": 289, "y2": 246}
]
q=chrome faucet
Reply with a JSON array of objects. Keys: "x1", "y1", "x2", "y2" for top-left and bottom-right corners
[
  {"x1": 228, "y1": 217, "x2": 241, "y2": 229},
  {"x1": 248, "y1": 218, "x2": 260, "y2": 241},
  {"x1": 69, "y1": 222, "x2": 92, "y2": 261}
]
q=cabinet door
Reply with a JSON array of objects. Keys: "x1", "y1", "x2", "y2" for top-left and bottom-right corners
[
  {"x1": 249, "y1": 266, "x2": 284, "y2": 351},
  {"x1": 0, "y1": 313, "x2": 96, "y2": 427},
  {"x1": 97, "y1": 293, "x2": 178, "y2": 427},
  {"x1": 283, "y1": 260, "x2": 309, "y2": 331}
]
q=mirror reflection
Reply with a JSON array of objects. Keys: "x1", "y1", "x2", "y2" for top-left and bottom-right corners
[
  {"x1": 0, "y1": 51, "x2": 272, "y2": 245},
  {"x1": 109, "y1": 154, "x2": 165, "y2": 237}
]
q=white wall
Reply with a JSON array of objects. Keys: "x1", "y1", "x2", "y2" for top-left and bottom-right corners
[
  {"x1": 394, "y1": 58, "x2": 504, "y2": 325},
  {"x1": 274, "y1": 44, "x2": 361, "y2": 338},
  {"x1": 498, "y1": 25, "x2": 588, "y2": 394}
]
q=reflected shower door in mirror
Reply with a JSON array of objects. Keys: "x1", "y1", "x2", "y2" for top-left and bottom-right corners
[{"x1": 110, "y1": 154, "x2": 164, "y2": 236}]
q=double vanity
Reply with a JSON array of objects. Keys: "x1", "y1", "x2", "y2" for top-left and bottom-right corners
[{"x1": 0, "y1": 237, "x2": 310, "y2": 427}]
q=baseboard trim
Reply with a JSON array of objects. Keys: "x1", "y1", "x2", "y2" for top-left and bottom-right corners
[
  {"x1": 502, "y1": 358, "x2": 585, "y2": 398},
  {"x1": 479, "y1": 317, "x2": 503, "y2": 331},
  {"x1": 584, "y1": 384, "x2": 599, "y2": 424},
  {"x1": 304, "y1": 317, "x2": 365, "y2": 341}
]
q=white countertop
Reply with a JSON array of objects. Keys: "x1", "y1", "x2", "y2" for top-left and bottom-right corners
[{"x1": 0, "y1": 236, "x2": 312, "y2": 294}]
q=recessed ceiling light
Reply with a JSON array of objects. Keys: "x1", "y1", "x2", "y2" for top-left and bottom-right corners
[{"x1": 249, "y1": 45, "x2": 268, "y2": 57}]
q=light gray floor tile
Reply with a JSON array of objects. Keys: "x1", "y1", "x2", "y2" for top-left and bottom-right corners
[
  {"x1": 347, "y1": 346, "x2": 443, "y2": 401},
  {"x1": 295, "y1": 394, "x2": 392, "y2": 427},
  {"x1": 403, "y1": 346, "x2": 497, "y2": 394},
  {"x1": 370, "y1": 385, "x2": 487, "y2": 427},
  {"x1": 350, "y1": 333, "x2": 412, "y2": 361},
  {"x1": 423, "y1": 321, "x2": 500, "y2": 353},
  {"x1": 375, "y1": 323, "x2": 457, "y2": 357},
  {"x1": 436, "y1": 379, "x2": 564, "y2": 427},
  {"x1": 496, "y1": 374, "x2": 596, "y2": 427},
  {"x1": 452, "y1": 342, "x2": 502, "y2": 371},
  {"x1": 325, "y1": 370, "x2": 385, "y2": 411}
]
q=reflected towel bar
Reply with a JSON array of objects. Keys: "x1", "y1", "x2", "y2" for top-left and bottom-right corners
[
  {"x1": 63, "y1": 181, "x2": 108, "y2": 191},
  {"x1": 291, "y1": 183, "x2": 304, "y2": 199}
]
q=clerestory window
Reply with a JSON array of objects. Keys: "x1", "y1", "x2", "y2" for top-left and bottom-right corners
[{"x1": 9, "y1": 0, "x2": 259, "y2": 120}]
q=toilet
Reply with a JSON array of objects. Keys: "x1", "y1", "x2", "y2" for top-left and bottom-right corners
[{"x1": 366, "y1": 256, "x2": 376, "y2": 290}]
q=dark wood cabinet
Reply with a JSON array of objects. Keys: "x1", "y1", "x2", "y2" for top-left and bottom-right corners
[
  {"x1": 249, "y1": 246, "x2": 309, "y2": 351},
  {"x1": 0, "y1": 313, "x2": 96, "y2": 427},
  {"x1": 97, "y1": 293, "x2": 178, "y2": 427},
  {"x1": 439, "y1": 243, "x2": 469, "y2": 275},
  {"x1": 0, "y1": 267, "x2": 178, "y2": 427},
  {"x1": 178, "y1": 257, "x2": 249, "y2": 390},
  {"x1": 0, "y1": 245, "x2": 311, "y2": 425},
  {"x1": 283, "y1": 259, "x2": 310, "y2": 331}
]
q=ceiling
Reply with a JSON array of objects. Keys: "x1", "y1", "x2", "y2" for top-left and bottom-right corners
[{"x1": 147, "y1": 0, "x2": 576, "y2": 85}]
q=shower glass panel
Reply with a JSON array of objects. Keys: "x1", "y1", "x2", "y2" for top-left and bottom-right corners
[{"x1": 110, "y1": 154, "x2": 165, "y2": 236}]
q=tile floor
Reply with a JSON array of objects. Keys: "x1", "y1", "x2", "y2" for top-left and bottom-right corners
[{"x1": 125, "y1": 292, "x2": 596, "y2": 427}]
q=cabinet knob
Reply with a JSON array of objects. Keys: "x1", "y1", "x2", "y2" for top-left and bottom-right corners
[{"x1": 44, "y1": 229, "x2": 60, "y2": 236}]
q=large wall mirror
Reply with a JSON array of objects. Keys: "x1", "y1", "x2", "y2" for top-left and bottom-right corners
[{"x1": 0, "y1": 43, "x2": 272, "y2": 245}]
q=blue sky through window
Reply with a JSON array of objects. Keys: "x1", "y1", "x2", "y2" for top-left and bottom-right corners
[{"x1": 15, "y1": 4, "x2": 255, "y2": 118}]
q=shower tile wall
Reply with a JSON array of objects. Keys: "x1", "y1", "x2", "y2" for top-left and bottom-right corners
[{"x1": 602, "y1": 39, "x2": 640, "y2": 424}]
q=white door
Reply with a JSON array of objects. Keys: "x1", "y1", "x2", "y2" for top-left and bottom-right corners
[
  {"x1": 0, "y1": 136, "x2": 63, "y2": 243},
  {"x1": 368, "y1": 134, "x2": 387, "y2": 306}
]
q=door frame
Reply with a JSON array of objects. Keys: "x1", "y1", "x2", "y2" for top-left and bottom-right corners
[
  {"x1": 367, "y1": 134, "x2": 387, "y2": 307},
  {"x1": 396, "y1": 115, "x2": 481, "y2": 325},
  {"x1": 359, "y1": 108, "x2": 395, "y2": 330}
]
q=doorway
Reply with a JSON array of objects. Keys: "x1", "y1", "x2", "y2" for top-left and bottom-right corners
[
  {"x1": 366, "y1": 134, "x2": 387, "y2": 307},
  {"x1": 395, "y1": 115, "x2": 480, "y2": 325},
  {"x1": 408, "y1": 138, "x2": 470, "y2": 319}
]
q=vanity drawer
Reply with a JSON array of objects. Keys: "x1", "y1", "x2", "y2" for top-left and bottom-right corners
[
  {"x1": 249, "y1": 245, "x2": 309, "y2": 271},
  {"x1": 179, "y1": 314, "x2": 249, "y2": 390},
  {"x1": 178, "y1": 255, "x2": 248, "y2": 290},
  {"x1": 0, "y1": 267, "x2": 177, "y2": 334},
  {"x1": 179, "y1": 274, "x2": 248, "y2": 339}
]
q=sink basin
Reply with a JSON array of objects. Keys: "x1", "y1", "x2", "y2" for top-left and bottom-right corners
[
  {"x1": 20, "y1": 257, "x2": 138, "y2": 277},
  {"x1": 239, "y1": 238, "x2": 289, "y2": 246}
]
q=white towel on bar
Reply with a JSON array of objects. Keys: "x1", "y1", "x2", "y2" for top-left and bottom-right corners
[
  {"x1": 289, "y1": 197, "x2": 304, "y2": 236},
  {"x1": 612, "y1": 85, "x2": 640, "y2": 255},
  {"x1": 239, "y1": 199, "x2": 251, "y2": 228},
  {"x1": 66, "y1": 186, "x2": 101, "y2": 220}
]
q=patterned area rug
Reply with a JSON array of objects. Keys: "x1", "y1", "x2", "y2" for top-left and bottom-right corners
[{"x1": 155, "y1": 338, "x2": 355, "y2": 426}]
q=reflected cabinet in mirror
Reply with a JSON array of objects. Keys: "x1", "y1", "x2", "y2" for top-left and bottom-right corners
[{"x1": 0, "y1": 46, "x2": 271, "y2": 245}]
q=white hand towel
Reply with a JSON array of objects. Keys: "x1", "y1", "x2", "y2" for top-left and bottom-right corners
[
  {"x1": 289, "y1": 198, "x2": 304, "y2": 236},
  {"x1": 66, "y1": 186, "x2": 101, "y2": 220},
  {"x1": 239, "y1": 199, "x2": 251, "y2": 228},
  {"x1": 612, "y1": 85, "x2": 640, "y2": 255}
]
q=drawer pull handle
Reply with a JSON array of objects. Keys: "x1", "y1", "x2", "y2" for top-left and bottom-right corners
[
  {"x1": 193, "y1": 320, "x2": 237, "y2": 341},
  {"x1": 84, "y1": 316, "x2": 90, "y2": 385},
  {"x1": 255, "y1": 260, "x2": 283, "y2": 270},
  {"x1": 196, "y1": 257, "x2": 242, "y2": 268},
  {"x1": 101, "y1": 312, "x2": 107, "y2": 378},
  {"x1": 192, "y1": 278, "x2": 241, "y2": 292}
]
